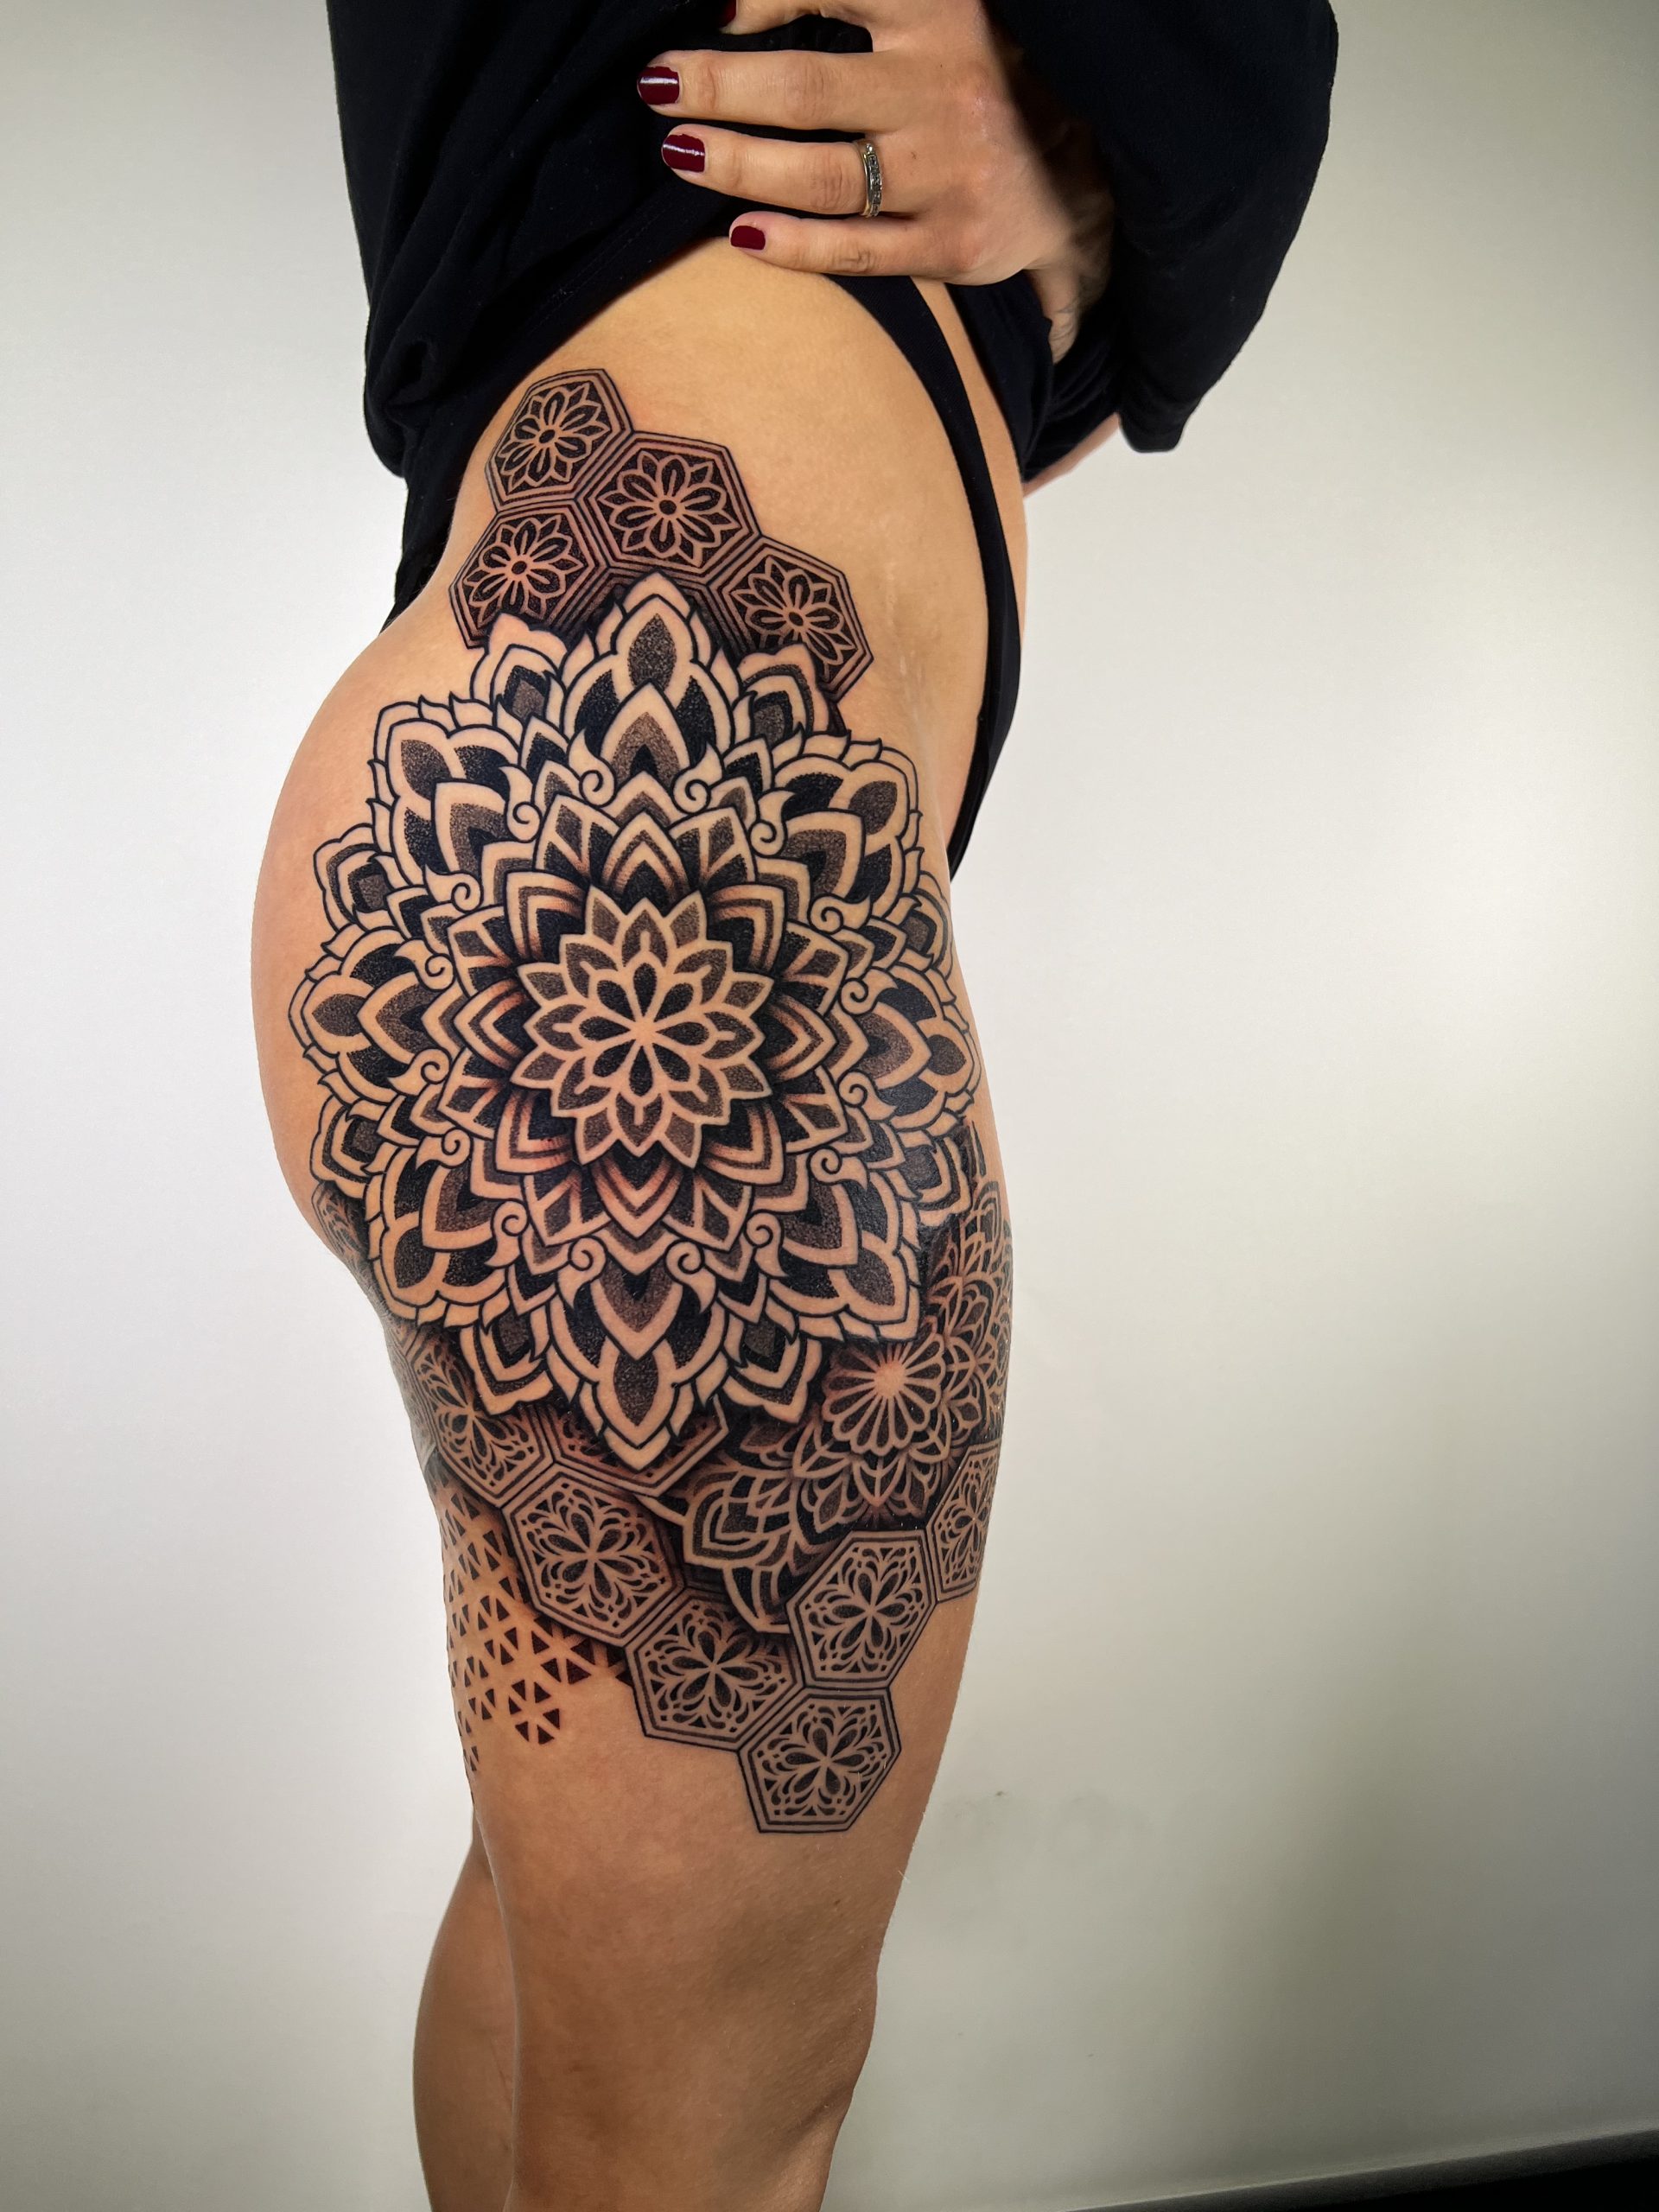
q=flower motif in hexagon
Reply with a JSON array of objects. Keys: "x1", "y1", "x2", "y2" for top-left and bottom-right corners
[
  {"x1": 450, "y1": 506, "x2": 604, "y2": 648},
  {"x1": 385, "y1": 1319, "x2": 557, "y2": 1505},
  {"x1": 627, "y1": 1589, "x2": 799, "y2": 1747},
  {"x1": 583, "y1": 434, "x2": 756, "y2": 575},
  {"x1": 488, "y1": 370, "x2": 629, "y2": 505},
  {"x1": 925, "y1": 1440, "x2": 1001, "y2": 1601},
  {"x1": 786, "y1": 1531, "x2": 934, "y2": 1688},
  {"x1": 507, "y1": 1471, "x2": 678, "y2": 1642},
  {"x1": 716, "y1": 539, "x2": 872, "y2": 699},
  {"x1": 741, "y1": 1689, "x2": 899, "y2": 1833}
]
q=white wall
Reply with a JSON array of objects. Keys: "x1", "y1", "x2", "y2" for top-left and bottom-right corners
[{"x1": 2, "y1": 5, "x2": 1655, "y2": 2209}]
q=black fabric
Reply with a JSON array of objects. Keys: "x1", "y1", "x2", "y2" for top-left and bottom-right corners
[
  {"x1": 829, "y1": 276, "x2": 1022, "y2": 872},
  {"x1": 999, "y1": 0, "x2": 1340, "y2": 470},
  {"x1": 329, "y1": 3, "x2": 887, "y2": 613},
  {"x1": 325, "y1": 0, "x2": 1335, "y2": 865},
  {"x1": 327, "y1": 0, "x2": 1337, "y2": 604}
]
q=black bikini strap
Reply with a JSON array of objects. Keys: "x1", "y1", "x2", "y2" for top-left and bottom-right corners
[{"x1": 829, "y1": 275, "x2": 1020, "y2": 874}]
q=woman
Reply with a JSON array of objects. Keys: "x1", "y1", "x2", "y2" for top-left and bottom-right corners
[{"x1": 253, "y1": 3, "x2": 1336, "y2": 2204}]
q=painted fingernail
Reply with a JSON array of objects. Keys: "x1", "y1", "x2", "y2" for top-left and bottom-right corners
[
  {"x1": 660, "y1": 131, "x2": 705, "y2": 174},
  {"x1": 730, "y1": 224, "x2": 766, "y2": 251},
  {"x1": 720, "y1": 2, "x2": 737, "y2": 21},
  {"x1": 637, "y1": 67, "x2": 679, "y2": 105}
]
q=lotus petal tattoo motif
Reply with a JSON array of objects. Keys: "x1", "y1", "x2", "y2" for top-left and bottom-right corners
[
  {"x1": 297, "y1": 370, "x2": 1011, "y2": 1832},
  {"x1": 516, "y1": 887, "x2": 772, "y2": 1166},
  {"x1": 293, "y1": 579, "x2": 978, "y2": 1470}
]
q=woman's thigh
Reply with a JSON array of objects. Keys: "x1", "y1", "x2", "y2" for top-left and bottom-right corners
[{"x1": 253, "y1": 239, "x2": 1020, "y2": 2208}]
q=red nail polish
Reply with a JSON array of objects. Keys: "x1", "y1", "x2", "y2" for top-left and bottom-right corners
[
  {"x1": 660, "y1": 131, "x2": 705, "y2": 174},
  {"x1": 637, "y1": 67, "x2": 679, "y2": 105},
  {"x1": 719, "y1": 2, "x2": 737, "y2": 21},
  {"x1": 730, "y1": 224, "x2": 766, "y2": 251}
]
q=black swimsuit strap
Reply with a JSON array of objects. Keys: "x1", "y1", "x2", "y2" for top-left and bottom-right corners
[{"x1": 828, "y1": 275, "x2": 1022, "y2": 874}]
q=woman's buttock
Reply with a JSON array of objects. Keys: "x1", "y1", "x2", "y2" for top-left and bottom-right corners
[{"x1": 252, "y1": 239, "x2": 1020, "y2": 1862}]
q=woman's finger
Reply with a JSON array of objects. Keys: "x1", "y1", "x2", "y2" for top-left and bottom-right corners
[
  {"x1": 639, "y1": 47, "x2": 909, "y2": 134},
  {"x1": 718, "y1": 0, "x2": 828, "y2": 29},
  {"x1": 728, "y1": 210, "x2": 941, "y2": 280},
  {"x1": 661, "y1": 124, "x2": 918, "y2": 219}
]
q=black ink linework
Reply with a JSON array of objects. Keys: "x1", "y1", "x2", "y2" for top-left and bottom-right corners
[{"x1": 296, "y1": 370, "x2": 1010, "y2": 1832}]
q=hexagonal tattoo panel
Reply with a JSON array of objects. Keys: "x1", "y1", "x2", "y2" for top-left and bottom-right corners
[
  {"x1": 487, "y1": 369, "x2": 629, "y2": 506},
  {"x1": 712, "y1": 537, "x2": 873, "y2": 696},
  {"x1": 449, "y1": 505, "x2": 604, "y2": 645},
  {"x1": 741, "y1": 1692, "x2": 900, "y2": 1834},
  {"x1": 628, "y1": 1589, "x2": 799, "y2": 1749},
  {"x1": 583, "y1": 430, "x2": 756, "y2": 575},
  {"x1": 506, "y1": 1473, "x2": 680, "y2": 1643},
  {"x1": 434, "y1": 1471, "x2": 627, "y2": 1769},
  {"x1": 788, "y1": 1534, "x2": 933, "y2": 1689},
  {"x1": 384, "y1": 1319, "x2": 556, "y2": 1508},
  {"x1": 450, "y1": 367, "x2": 869, "y2": 700},
  {"x1": 927, "y1": 1442, "x2": 1002, "y2": 1602},
  {"x1": 302, "y1": 367, "x2": 1012, "y2": 1834}
]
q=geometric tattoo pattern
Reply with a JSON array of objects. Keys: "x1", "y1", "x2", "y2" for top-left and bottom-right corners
[
  {"x1": 296, "y1": 372, "x2": 1009, "y2": 1832},
  {"x1": 458, "y1": 366, "x2": 873, "y2": 698},
  {"x1": 431, "y1": 1468, "x2": 627, "y2": 1765}
]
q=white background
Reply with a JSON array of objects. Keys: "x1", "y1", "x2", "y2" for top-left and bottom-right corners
[{"x1": 3, "y1": 4, "x2": 1656, "y2": 2208}]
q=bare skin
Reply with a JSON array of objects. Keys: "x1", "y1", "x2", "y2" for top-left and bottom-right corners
[
  {"x1": 253, "y1": 239, "x2": 1027, "y2": 2211},
  {"x1": 414, "y1": 1827, "x2": 516, "y2": 2208}
]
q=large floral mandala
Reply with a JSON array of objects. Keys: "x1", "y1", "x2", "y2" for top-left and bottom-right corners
[
  {"x1": 516, "y1": 887, "x2": 772, "y2": 1166},
  {"x1": 299, "y1": 369, "x2": 1014, "y2": 1834},
  {"x1": 294, "y1": 577, "x2": 978, "y2": 1470}
]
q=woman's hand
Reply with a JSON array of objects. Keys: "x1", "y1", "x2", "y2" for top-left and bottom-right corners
[{"x1": 638, "y1": 0, "x2": 1113, "y2": 361}]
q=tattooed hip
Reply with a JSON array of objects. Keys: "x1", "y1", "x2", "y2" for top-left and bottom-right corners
[{"x1": 254, "y1": 253, "x2": 1018, "y2": 1844}]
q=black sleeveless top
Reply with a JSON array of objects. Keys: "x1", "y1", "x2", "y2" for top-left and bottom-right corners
[{"x1": 326, "y1": 0, "x2": 1337, "y2": 861}]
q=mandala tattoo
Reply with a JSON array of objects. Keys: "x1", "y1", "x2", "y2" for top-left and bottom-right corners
[{"x1": 295, "y1": 371, "x2": 1011, "y2": 1832}]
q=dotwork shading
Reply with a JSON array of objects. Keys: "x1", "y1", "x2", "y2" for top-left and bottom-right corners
[{"x1": 297, "y1": 371, "x2": 1009, "y2": 1834}]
